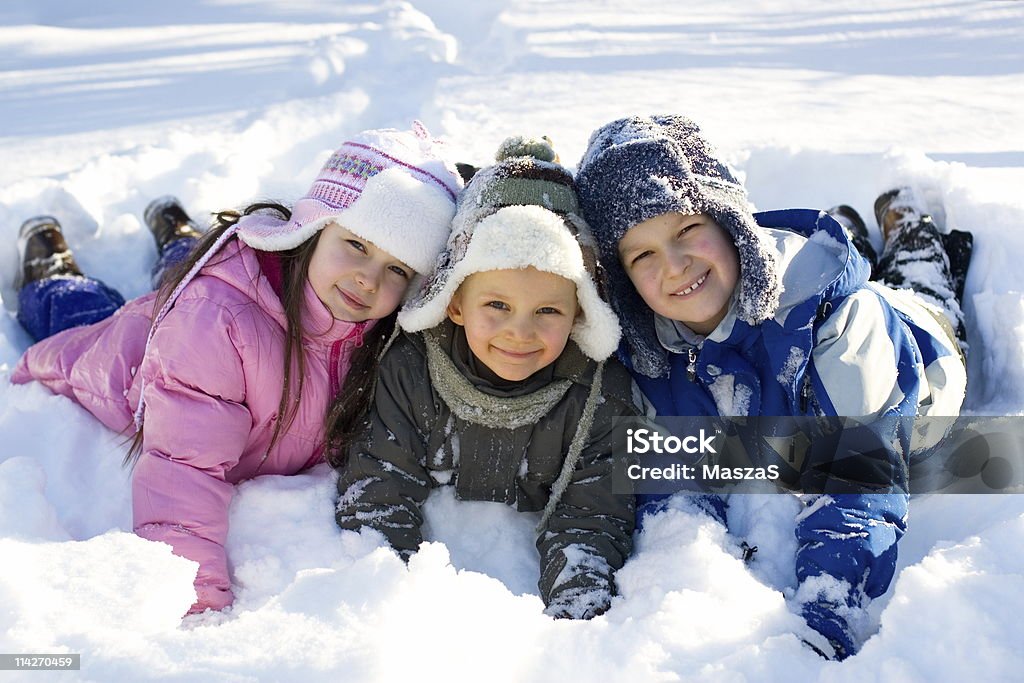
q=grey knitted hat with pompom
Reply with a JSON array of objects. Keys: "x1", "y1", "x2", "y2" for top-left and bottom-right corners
[
  {"x1": 398, "y1": 135, "x2": 622, "y2": 361},
  {"x1": 575, "y1": 114, "x2": 781, "y2": 378}
]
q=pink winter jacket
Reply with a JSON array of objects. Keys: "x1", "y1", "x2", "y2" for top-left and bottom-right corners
[{"x1": 12, "y1": 240, "x2": 371, "y2": 613}]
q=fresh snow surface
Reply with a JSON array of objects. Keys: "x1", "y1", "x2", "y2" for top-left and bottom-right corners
[{"x1": 1, "y1": 1, "x2": 1023, "y2": 681}]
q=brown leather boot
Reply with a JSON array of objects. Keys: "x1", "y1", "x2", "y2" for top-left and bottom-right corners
[
  {"x1": 873, "y1": 186, "x2": 929, "y2": 244},
  {"x1": 17, "y1": 216, "x2": 83, "y2": 287},
  {"x1": 144, "y1": 196, "x2": 202, "y2": 255}
]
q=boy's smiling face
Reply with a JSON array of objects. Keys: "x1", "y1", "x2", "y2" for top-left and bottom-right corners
[
  {"x1": 447, "y1": 267, "x2": 579, "y2": 382},
  {"x1": 618, "y1": 212, "x2": 740, "y2": 335}
]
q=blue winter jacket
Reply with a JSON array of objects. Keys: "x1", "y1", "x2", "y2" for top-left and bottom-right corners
[{"x1": 628, "y1": 208, "x2": 965, "y2": 608}]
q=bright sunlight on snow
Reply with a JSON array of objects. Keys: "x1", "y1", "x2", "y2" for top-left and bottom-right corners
[{"x1": 1, "y1": 1, "x2": 1023, "y2": 681}]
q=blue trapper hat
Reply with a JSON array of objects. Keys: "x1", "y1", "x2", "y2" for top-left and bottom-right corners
[{"x1": 575, "y1": 114, "x2": 781, "y2": 378}]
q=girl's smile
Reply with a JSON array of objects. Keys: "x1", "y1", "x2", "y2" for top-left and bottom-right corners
[{"x1": 336, "y1": 286, "x2": 369, "y2": 311}]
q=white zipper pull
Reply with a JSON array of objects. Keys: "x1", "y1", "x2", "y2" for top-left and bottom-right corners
[{"x1": 687, "y1": 347, "x2": 698, "y2": 382}]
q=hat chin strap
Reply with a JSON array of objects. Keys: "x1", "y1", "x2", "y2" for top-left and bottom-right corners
[{"x1": 536, "y1": 360, "x2": 605, "y2": 533}]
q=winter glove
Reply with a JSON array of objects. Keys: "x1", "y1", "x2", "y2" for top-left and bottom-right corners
[
  {"x1": 636, "y1": 492, "x2": 728, "y2": 532},
  {"x1": 540, "y1": 544, "x2": 617, "y2": 620},
  {"x1": 800, "y1": 599, "x2": 856, "y2": 661},
  {"x1": 543, "y1": 583, "x2": 613, "y2": 620}
]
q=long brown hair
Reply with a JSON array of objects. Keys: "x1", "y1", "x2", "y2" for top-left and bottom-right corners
[
  {"x1": 124, "y1": 202, "x2": 317, "y2": 466},
  {"x1": 323, "y1": 312, "x2": 397, "y2": 469}
]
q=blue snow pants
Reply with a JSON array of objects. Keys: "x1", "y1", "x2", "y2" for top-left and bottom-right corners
[{"x1": 17, "y1": 237, "x2": 196, "y2": 342}]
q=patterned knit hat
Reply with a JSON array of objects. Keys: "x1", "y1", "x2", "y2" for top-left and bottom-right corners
[
  {"x1": 399, "y1": 136, "x2": 621, "y2": 362},
  {"x1": 575, "y1": 114, "x2": 781, "y2": 378},
  {"x1": 236, "y1": 122, "x2": 461, "y2": 274}
]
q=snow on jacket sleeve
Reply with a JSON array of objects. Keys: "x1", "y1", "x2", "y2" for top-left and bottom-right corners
[
  {"x1": 131, "y1": 294, "x2": 253, "y2": 614},
  {"x1": 335, "y1": 337, "x2": 432, "y2": 557},
  {"x1": 798, "y1": 288, "x2": 913, "y2": 617},
  {"x1": 538, "y1": 362, "x2": 638, "y2": 620}
]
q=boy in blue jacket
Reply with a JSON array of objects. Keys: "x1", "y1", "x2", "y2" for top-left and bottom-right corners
[{"x1": 575, "y1": 114, "x2": 969, "y2": 660}]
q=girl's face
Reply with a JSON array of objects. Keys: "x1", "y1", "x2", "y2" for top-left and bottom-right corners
[
  {"x1": 619, "y1": 212, "x2": 740, "y2": 335},
  {"x1": 447, "y1": 267, "x2": 579, "y2": 382},
  {"x1": 308, "y1": 222, "x2": 415, "y2": 322}
]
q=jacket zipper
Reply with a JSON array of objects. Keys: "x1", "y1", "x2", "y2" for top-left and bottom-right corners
[
  {"x1": 800, "y1": 374, "x2": 812, "y2": 413},
  {"x1": 799, "y1": 299, "x2": 832, "y2": 413},
  {"x1": 329, "y1": 323, "x2": 366, "y2": 399},
  {"x1": 686, "y1": 346, "x2": 699, "y2": 382},
  {"x1": 329, "y1": 338, "x2": 344, "y2": 400},
  {"x1": 262, "y1": 325, "x2": 366, "y2": 473}
]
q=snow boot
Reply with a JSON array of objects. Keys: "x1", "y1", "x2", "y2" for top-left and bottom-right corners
[
  {"x1": 873, "y1": 186, "x2": 933, "y2": 243},
  {"x1": 828, "y1": 204, "x2": 877, "y2": 272},
  {"x1": 144, "y1": 196, "x2": 202, "y2": 255},
  {"x1": 942, "y1": 228, "x2": 973, "y2": 304},
  {"x1": 874, "y1": 186, "x2": 971, "y2": 347},
  {"x1": 16, "y1": 216, "x2": 83, "y2": 289}
]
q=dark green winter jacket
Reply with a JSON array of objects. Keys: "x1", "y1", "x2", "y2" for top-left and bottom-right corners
[{"x1": 336, "y1": 320, "x2": 639, "y2": 618}]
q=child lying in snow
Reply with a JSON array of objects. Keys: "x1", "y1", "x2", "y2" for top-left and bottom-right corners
[
  {"x1": 575, "y1": 114, "x2": 971, "y2": 659},
  {"x1": 333, "y1": 137, "x2": 642, "y2": 619},
  {"x1": 12, "y1": 124, "x2": 462, "y2": 615}
]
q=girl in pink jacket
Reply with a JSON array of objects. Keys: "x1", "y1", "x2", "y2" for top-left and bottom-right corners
[{"x1": 11, "y1": 124, "x2": 462, "y2": 614}]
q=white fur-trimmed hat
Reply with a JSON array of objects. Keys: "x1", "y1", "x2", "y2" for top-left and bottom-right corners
[
  {"x1": 398, "y1": 137, "x2": 621, "y2": 361},
  {"x1": 235, "y1": 122, "x2": 461, "y2": 274}
]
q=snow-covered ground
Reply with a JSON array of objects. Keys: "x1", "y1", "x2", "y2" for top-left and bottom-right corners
[{"x1": 1, "y1": 1, "x2": 1022, "y2": 681}]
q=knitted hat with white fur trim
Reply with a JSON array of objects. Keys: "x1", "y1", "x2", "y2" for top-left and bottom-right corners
[
  {"x1": 235, "y1": 122, "x2": 461, "y2": 274},
  {"x1": 398, "y1": 136, "x2": 621, "y2": 361}
]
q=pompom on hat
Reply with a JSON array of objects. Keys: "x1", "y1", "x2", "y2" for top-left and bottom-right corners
[
  {"x1": 235, "y1": 121, "x2": 461, "y2": 274},
  {"x1": 575, "y1": 114, "x2": 781, "y2": 378},
  {"x1": 398, "y1": 135, "x2": 621, "y2": 362}
]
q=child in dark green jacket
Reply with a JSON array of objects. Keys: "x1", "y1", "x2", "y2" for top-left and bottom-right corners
[{"x1": 334, "y1": 138, "x2": 642, "y2": 619}]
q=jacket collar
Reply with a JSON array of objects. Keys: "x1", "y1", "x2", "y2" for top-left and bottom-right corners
[{"x1": 429, "y1": 318, "x2": 593, "y2": 395}]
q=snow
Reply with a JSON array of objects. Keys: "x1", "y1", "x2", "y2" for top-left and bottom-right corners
[
  {"x1": 708, "y1": 373, "x2": 754, "y2": 417},
  {"x1": 777, "y1": 346, "x2": 806, "y2": 387},
  {"x1": 1, "y1": 0, "x2": 1023, "y2": 680}
]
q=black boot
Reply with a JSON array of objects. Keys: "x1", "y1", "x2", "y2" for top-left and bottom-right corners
[
  {"x1": 874, "y1": 187, "x2": 973, "y2": 302},
  {"x1": 827, "y1": 204, "x2": 878, "y2": 273},
  {"x1": 144, "y1": 196, "x2": 202, "y2": 255},
  {"x1": 942, "y1": 229, "x2": 974, "y2": 304},
  {"x1": 17, "y1": 216, "x2": 83, "y2": 288}
]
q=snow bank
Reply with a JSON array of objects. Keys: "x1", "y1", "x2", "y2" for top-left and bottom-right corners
[{"x1": 1, "y1": 0, "x2": 1023, "y2": 680}]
